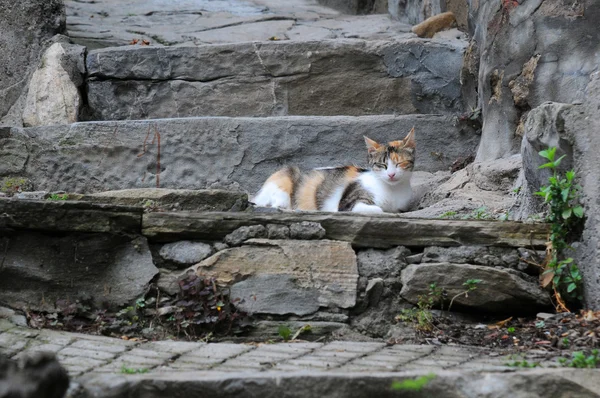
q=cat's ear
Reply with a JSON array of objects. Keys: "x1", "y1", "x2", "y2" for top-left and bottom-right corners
[
  {"x1": 402, "y1": 127, "x2": 415, "y2": 149},
  {"x1": 364, "y1": 136, "x2": 381, "y2": 153}
]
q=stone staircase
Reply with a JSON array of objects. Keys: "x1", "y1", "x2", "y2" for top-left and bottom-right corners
[{"x1": 0, "y1": 0, "x2": 577, "y2": 396}]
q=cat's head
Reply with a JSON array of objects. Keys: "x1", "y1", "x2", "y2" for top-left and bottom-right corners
[{"x1": 364, "y1": 127, "x2": 415, "y2": 185}]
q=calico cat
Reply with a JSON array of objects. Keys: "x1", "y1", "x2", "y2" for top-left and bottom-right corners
[{"x1": 253, "y1": 127, "x2": 415, "y2": 213}]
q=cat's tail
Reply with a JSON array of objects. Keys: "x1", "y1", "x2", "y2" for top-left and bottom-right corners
[{"x1": 252, "y1": 166, "x2": 300, "y2": 210}]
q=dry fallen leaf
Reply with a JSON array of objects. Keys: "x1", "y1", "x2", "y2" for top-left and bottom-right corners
[{"x1": 487, "y1": 316, "x2": 513, "y2": 330}]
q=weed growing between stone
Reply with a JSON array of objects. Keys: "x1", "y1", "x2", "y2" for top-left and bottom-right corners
[
  {"x1": 391, "y1": 373, "x2": 436, "y2": 391},
  {"x1": 277, "y1": 324, "x2": 312, "y2": 341},
  {"x1": 28, "y1": 274, "x2": 250, "y2": 341},
  {"x1": 47, "y1": 193, "x2": 68, "y2": 201},
  {"x1": 120, "y1": 365, "x2": 149, "y2": 374},
  {"x1": 535, "y1": 147, "x2": 585, "y2": 308},
  {"x1": 558, "y1": 349, "x2": 599, "y2": 368}
]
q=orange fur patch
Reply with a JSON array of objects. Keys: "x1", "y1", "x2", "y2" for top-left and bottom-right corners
[
  {"x1": 266, "y1": 169, "x2": 294, "y2": 195},
  {"x1": 297, "y1": 171, "x2": 325, "y2": 211},
  {"x1": 344, "y1": 166, "x2": 360, "y2": 181}
]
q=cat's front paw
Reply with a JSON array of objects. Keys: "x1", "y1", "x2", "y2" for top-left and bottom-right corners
[{"x1": 352, "y1": 203, "x2": 384, "y2": 213}]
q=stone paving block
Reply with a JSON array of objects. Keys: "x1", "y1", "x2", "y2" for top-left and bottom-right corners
[
  {"x1": 58, "y1": 355, "x2": 107, "y2": 368},
  {"x1": 70, "y1": 339, "x2": 134, "y2": 354},
  {"x1": 0, "y1": 333, "x2": 28, "y2": 351},
  {"x1": 59, "y1": 347, "x2": 118, "y2": 361},
  {"x1": 251, "y1": 342, "x2": 323, "y2": 354},
  {"x1": 36, "y1": 329, "x2": 75, "y2": 346},
  {"x1": 285, "y1": 358, "x2": 343, "y2": 368},
  {"x1": 310, "y1": 350, "x2": 364, "y2": 360},
  {"x1": 0, "y1": 320, "x2": 16, "y2": 331},
  {"x1": 404, "y1": 359, "x2": 464, "y2": 368},
  {"x1": 13, "y1": 343, "x2": 65, "y2": 358},
  {"x1": 321, "y1": 342, "x2": 386, "y2": 353},
  {"x1": 142, "y1": 341, "x2": 202, "y2": 354},
  {"x1": 5, "y1": 329, "x2": 39, "y2": 338},
  {"x1": 166, "y1": 361, "x2": 216, "y2": 371},
  {"x1": 111, "y1": 355, "x2": 165, "y2": 367},
  {"x1": 383, "y1": 345, "x2": 437, "y2": 355},
  {"x1": 336, "y1": 364, "x2": 397, "y2": 372},
  {"x1": 178, "y1": 344, "x2": 254, "y2": 362},
  {"x1": 126, "y1": 348, "x2": 174, "y2": 360}
]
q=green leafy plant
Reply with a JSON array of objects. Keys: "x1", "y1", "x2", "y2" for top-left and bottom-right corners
[
  {"x1": 0, "y1": 177, "x2": 31, "y2": 196},
  {"x1": 447, "y1": 279, "x2": 482, "y2": 312},
  {"x1": 391, "y1": 374, "x2": 436, "y2": 391},
  {"x1": 440, "y1": 211, "x2": 458, "y2": 219},
  {"x1": 397, "y1": 283, "x2": 443, "y2": 332},
  {"x1": 535, "y1": 321, "x2": 545, "y2": 329},
  {"x1": 535, "y1": 147, "x2": 584, "y2": 305},
  {"x1": 47, "y1": 193, "x2": 68, "y2": 201},
  {"x1": 507, "y1": 326, "x2": 516, "y2": 334},
  {"x1": 558, "y1": 350, "x2": 599, "y2": 368},
  {"x1": 121, "y1": 365, "x2": 149, "y2": 374},
  {"x1": 278, "y1": 325, "x2": 292, "y2": 341},
  {"x1": 506, "y1": 360, "x2": 539, "y2": 368},
  {"x1": 562, "y1": 337, "x2": 570, "y2": 348}
]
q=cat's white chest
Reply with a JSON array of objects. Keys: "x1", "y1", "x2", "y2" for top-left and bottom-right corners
[{"x1": 358, "y1": 173, "x2": 412, "y2": 212}]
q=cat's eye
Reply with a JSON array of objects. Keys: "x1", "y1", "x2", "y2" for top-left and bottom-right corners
[
  {"x1": 399, "y1": 161, "x2": 413, "y2": 169},
  {"x1": 375, "y1": 162, "x2": 387, "y2": 169}
]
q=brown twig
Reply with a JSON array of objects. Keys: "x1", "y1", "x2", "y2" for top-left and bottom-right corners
[{"x1": 137, "y1": 125, "x2": 152, "y2": 157}]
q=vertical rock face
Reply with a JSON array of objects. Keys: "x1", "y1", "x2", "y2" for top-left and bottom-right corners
[
  {"x1": 467, "y1": 0, "x2": 600, "y2": 162},
  {"x1": 517, "y1": 74, "x2": 600, "y2": 309},
  {"x1": 22, "y1": 40, "x2": 85, "y2": 127},
  {"x1": 0, "y1": 0, "x2": 66, "y2": 126}
]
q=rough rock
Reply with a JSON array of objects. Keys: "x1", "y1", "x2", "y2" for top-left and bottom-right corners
[
  {"x1": 389, "y1": 0, "x2": 446, "y2": 24},
  {"x1": 421, "y1": 246, "x2": 520, "y2": 268},
  {"x1": 472, "y1": 155, "x2": 522, "y2": 192},
  {"x1": 515, "y1": 75, "x2": 600, "y2": 308},
  {"x1": 186, "y1": 239, "x2": 358, "y2": 315},
  {"x1": 266, "y1": 224, "x2": 290, "y2": 239},
  {"x1": 0, "y1": 233, "x2": 159, "y2": 312},
  {"x1": 7, "y1": 115, "x2": 479, "y2": 193},
  {"x1": 513, "y1": 103, "x2": 574, "y2": 220},
  {"x1": 0, "y1": 0, "x2": 65, "y2": 126},
  {"x1": 224, "y1": 225, "x2": 267, "y2": 247},
  {"x1": 159, "y1": 241, "x2": 213, "y2": 266},
  {"x1": 143, "y1": 211, "x2": 550, "y2": 248},
  {"x1": 85, "y1": 39, "x2": 466, "y2": 119},
  {"x1": 246, "y1": 321, "x2": 349, "y2": 340},
  {"x1": 155, "y1": 269, "x2": 180, "y2": 296},
  {"x1": 74, "y1": 189, "x2": 249, "y2": 212},
  {"x1": 21, "y1": 40, "x2": 85, "y2": 127},
  {"x1": 400, "y1": 263, "x2": 552, "y2": 313},
  {"x1": 0, "y1": 306, "x2": 27, "y2": 327},
  {"x1": 365, "y1": 278, "x2": 385, "y2": 307},
  {"x1": 317, "y1": 0, "x2": 388, "y2": 14},
  {"x1": 289, "y1": 222, "x2": 326, "y2": 240},
  {"x1": 468, "y1": 0, "x2": 600, "y2": 162},
  {"x1": 357, "y1": 247, "x2": 410, "y2": 278},
  {"x1": 411, "y1": 11, "x2": 456, "y2": 38}
]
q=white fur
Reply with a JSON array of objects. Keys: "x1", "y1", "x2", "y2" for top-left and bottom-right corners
[
  {"x1": 322, "y1": 186, "x2": 346, "y2": 212},
  {"x1": 352, "y1": 202, "x2": 384, "y2": 213},
  {"x1": 252, "y1": 182, "x2": 291, "y2": 209},
  {"x1": 357, "y1": 170, "x2": 412, "y2": 212}
]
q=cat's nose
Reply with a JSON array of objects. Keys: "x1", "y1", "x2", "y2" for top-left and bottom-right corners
[{"x1": 387, "y1": 172, "x2": 396, "y2": 179}]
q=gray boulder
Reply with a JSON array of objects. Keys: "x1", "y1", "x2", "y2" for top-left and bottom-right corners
[
  {"x1": 357, "y1": 246, "x2": 410, "y2": 279},
  {"x1": 0, "y1": 0, "x2": 65, "y2": 126},
  {"x1": 0, "y1": 233, "x2": 158, "y2": 312},
  {"x1": 289, "y1": 222, "x2": 326, "y2": 240},
  {"x1": 159, "y1": 241, "x2": 213, "y2": 267},
  {"x1": 400, "y1": 263, "x2": 551, "y2": 313}
]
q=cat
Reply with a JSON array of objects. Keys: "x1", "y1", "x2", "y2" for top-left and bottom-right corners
[{"x1": 253, "y1": 127, "x2": 415, "y2": 213}]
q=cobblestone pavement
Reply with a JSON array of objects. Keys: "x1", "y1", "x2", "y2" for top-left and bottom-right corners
[
  {"x1": 0, "y1": 319, "x2": 566, "y2": 378},
  {"x1": 65, "y1": 0, "x2": 413, "y2": 48},
  {"x1": 3, "y1": 319, "x2": 600, "y2": 397}
]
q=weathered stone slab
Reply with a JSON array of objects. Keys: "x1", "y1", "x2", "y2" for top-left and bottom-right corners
[
  {"x1": 186, "y1": 239, "x2": 358, "y2": 315},
  {"x1": 0, "y1": 232, "x2": 158, "y2": 312},
  {"x1": 142, "y1": 212, "x2": 551, "y2": 248},
  {"x1": 0, "y1": 198, "x2": 141, "y2": 234},
  {"x1": 8, "y1": 115, "x2": 479, "y2": 193},
  {"x1": 400, "y1": 263, "x2": 552, "y2": 313},
  {"x1": 85, "y1": 39, "x2": 466, "y2": 119},
  {"x1": 72, "y1": 189, "x2": 248, "y2": 212}
]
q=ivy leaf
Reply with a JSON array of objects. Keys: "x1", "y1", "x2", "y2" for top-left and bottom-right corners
[
  {"x1": 567, "y1": 283, "x2": 577, "y2": 293},
  {"x1": 561, "y1": 188, "x2": 570, "y2": 202},
  {"x1": 562, "y1": 208, "x2": 572, "y2": 219},
  {"x1": 573, "y1": 206, "x2": 584, "y2": 218},
  {"x1": 566, "y1": 170, "x2": 575, "y2": 182}
]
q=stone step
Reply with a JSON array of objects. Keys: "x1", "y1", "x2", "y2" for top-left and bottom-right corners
[
  {"x1": 85, "y1": 38, "x2": 467, "y2": 120},
  {"x1": 4, "y1": 114, "x2": 478, "y2": 194}
]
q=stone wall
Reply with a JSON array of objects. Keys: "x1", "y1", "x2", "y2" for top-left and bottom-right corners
[{"x1": 0, "y1": 0, "x2": 66, "y2": 127}]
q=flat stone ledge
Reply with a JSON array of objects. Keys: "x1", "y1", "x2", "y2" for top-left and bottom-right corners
[
  {"x1": 142, "y1": 211, "x2": 550, "y2": 248},
  {"x1": 0, "y1": 198, "x2": 142, "y2": 234}
]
